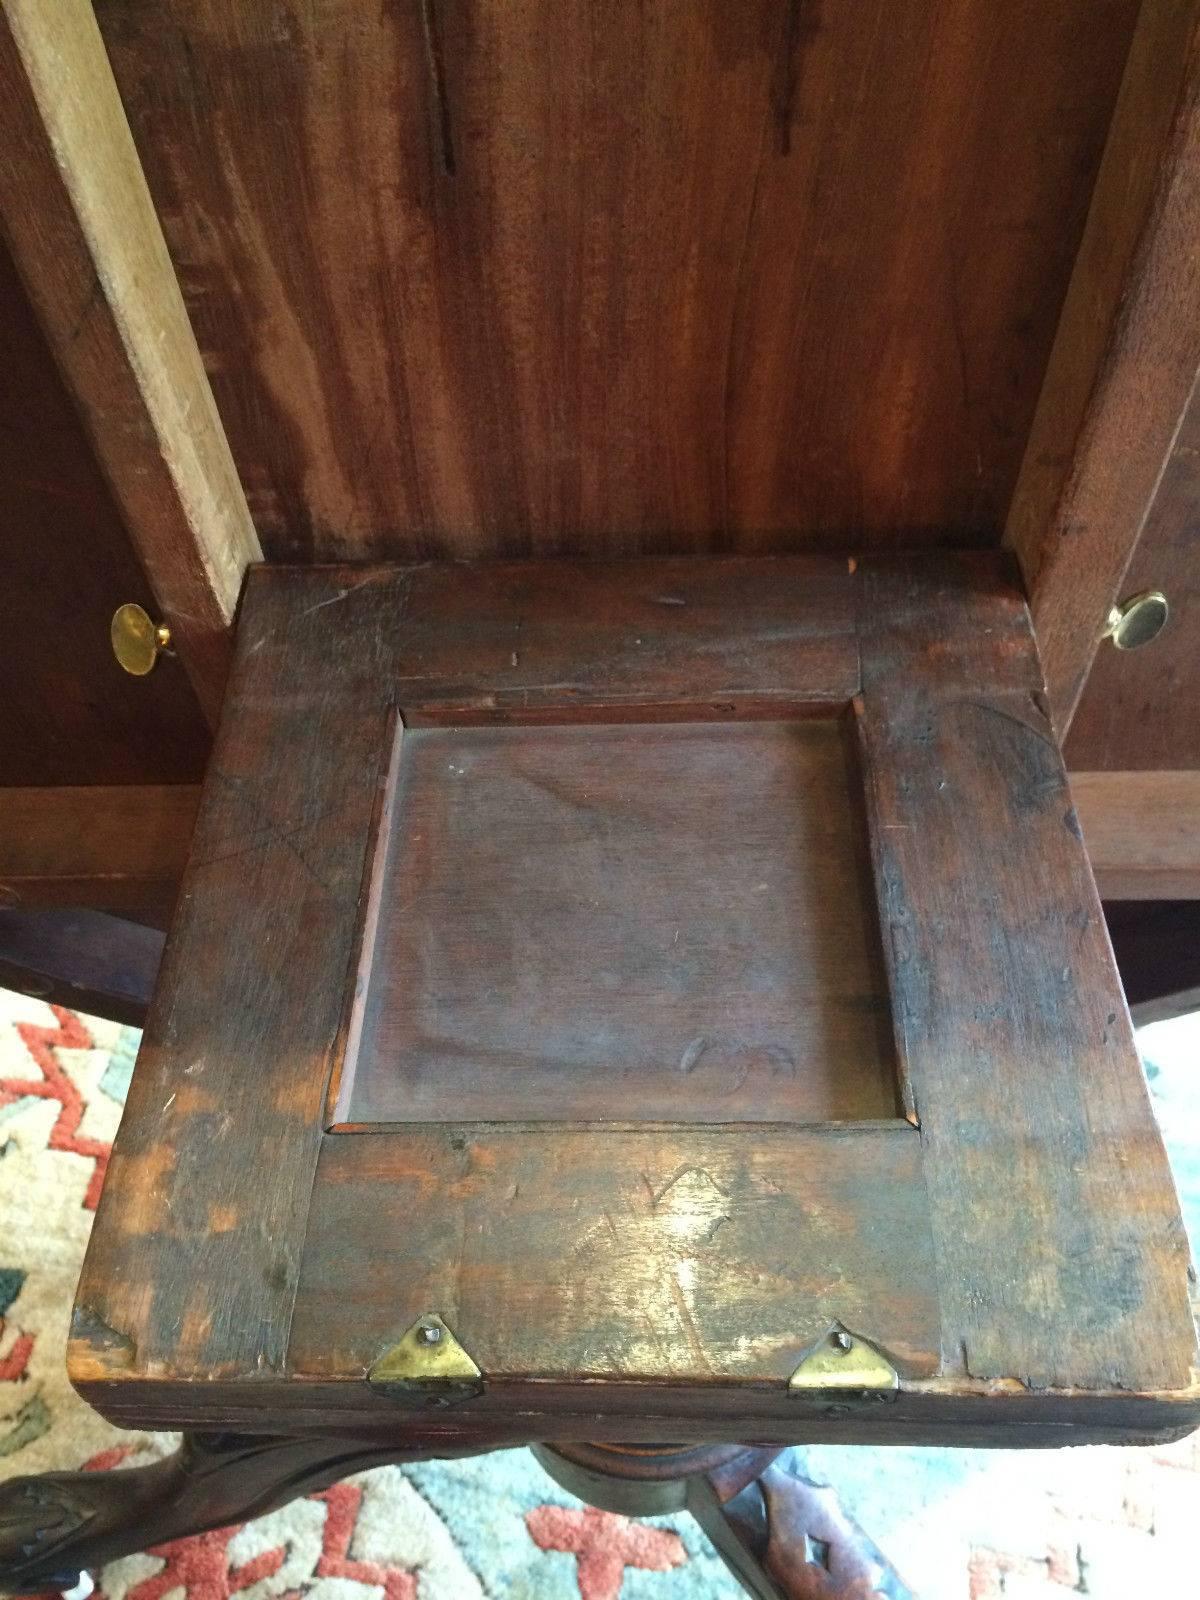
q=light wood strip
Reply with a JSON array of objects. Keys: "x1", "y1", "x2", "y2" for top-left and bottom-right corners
[{"x1": 0, "y1": 0, "x2": 262, "y2": 724}]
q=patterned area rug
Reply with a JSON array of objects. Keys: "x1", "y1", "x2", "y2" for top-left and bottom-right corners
[{"x1": 2, "y1": 988, "x2": 1198, "y2": 1599}]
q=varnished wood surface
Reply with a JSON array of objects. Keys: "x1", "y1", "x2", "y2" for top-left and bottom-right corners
[
  {"x1": 292, "y1": 1124, "x2": 938, "y2": 1390},
  {"x1": 0, "y1": 0, "x2": 261, "y2": 725},
  {"x1": 857, "y1": 556, "x2": 1195, "y2": 1392},
  {"x1": 239, "y1": 556, "x2": 861, "y2": 719},
  {"x1": 338, "y1": 718, "x2": 896, "y2": 1126},
  {"x1": 93, "y1": 0, "x2": 1136, "y2": 560},
  {"x1": 71, "y1": 555, "x2": 1199, "y2": 1445},
  {"x1": 74, "y1": 554, "x2": 860, "y2": 1400},
  {"x1": 75, "y1": 1378, "x2": 1200, "y2": 1448},
  {"x1": 1004, "y1": 0, "x2": 1200, "y2": 729},
  {"x1": 1072, "y1": 770, "x2": 1200, "y2": 899},
  {"x1": 0, "y1": 785, "x2": 200, "y2": 924},
  {"x1": 1067, "y1": 391, "x2": 1200, "y2": 771},
  {"x1": 0, "y1": 239, "x2": 210, "y2": 787}
]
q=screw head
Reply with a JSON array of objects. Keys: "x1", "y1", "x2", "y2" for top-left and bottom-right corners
[
  {"x1": 830, "y1": 1330, "x2": 853, "y2": 1353},
  {"x1": 417, "y1": 1322, "x2": 442, "y2": 1346}
]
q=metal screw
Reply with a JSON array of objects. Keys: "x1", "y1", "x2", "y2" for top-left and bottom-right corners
[
  {"x1": 417, "y1": 1323, "x2": 442, "y2": 1346},
  {"x1": 830, "y1": 1330, "x2": 852, "y2": 1353}
]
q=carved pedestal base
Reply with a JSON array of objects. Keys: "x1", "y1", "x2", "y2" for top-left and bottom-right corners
[
  {"x1": 1, "y1": 1435, "x2": 912, "y2": 1599},
  {"x1": 0, "y1": 1433, "x2": 459, "y2": 1594},
  {"x1": 537, "y1": 1443, "x2": 914, "y2": 1599}
]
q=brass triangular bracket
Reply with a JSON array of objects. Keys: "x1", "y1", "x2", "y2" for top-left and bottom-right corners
[
  {"x1": 368, "y1": 1313, "x2": 482, "y2": 1399},
  {"x1": 788, "y1": 1323, "x2": 898, "y2": 1392}
]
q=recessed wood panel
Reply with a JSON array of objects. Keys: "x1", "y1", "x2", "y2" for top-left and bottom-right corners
[
  {"x1": 335, "y1": 717, "x2": 896, "y2": 1126},
  {"x1": 95, "y1": 0, "x2": 1137, "y2": 559}
]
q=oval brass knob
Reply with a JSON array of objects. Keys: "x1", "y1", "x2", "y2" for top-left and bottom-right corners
[
  {"x1": 1103, "y1": 590, "x2": 1169, "y2": 651},
  {"x1": 111, "y1": 603, "x2": 171, "y2": 676}
]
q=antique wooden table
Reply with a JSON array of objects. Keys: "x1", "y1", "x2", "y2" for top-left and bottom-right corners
[
  {"x1": 2, "y1": 554, "x2": 1196, "y2": 1597},
  {"x1": 3, "y1": 4, "x2": 1200, "y2": 1591}
]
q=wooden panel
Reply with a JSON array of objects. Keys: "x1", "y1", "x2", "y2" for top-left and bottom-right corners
[
  {"x1": 0, "y1": 785, "x2": 200, "y2": 924},
  {"x1": 1004, "y1": 0, "x2": 1200, "y2": 728},
  {"x1": 290, "y1": 1125, "x2": 939, "y2": 1388},
  {"x1": 245, "y1": 555, "x2": 861, "y2": 719},
  {"x1": 336, "y1": 717, "x2": 896, "y2": 1126},
  {"x1": 857, "y1": 556, "x2": 1196, "y2": 1392},
  {"x1": 1067, "y1": 393, "x2": 1200, "y2": 771},
  {"x1": 71, "y1": 556, "x2": 1199, "y2": 1445},
  {"x1": 74, "y1": 1380, "x2": 1200, "y2": 1448},
  {"x1": 95, "y1": 0, "x2": 1135, "y2": 559},
  {"x1": 73, "y1": 595, "x2": 390, "y2": 1386},
  {"x1": 0, "y1": 238, "x2": 210, "y2": 787},
  {"x1": 0, "y1": 909, "x2": 163, "y2": 1028},
  {"x1": 1105, "y1": 901, "x2": 1200, "y2": 1026},
  {"x1": 0, "y1": 0, "x2": 262, "y2": 724},
  {"x1": 73, "y1": 555, "x2": 858, "y2": 1393},
  {"x1": 1071, "y1": 771, "x2": 1200, "y2": 899}
]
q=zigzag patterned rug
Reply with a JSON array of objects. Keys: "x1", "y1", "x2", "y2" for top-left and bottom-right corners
[{"x1": 2, "y1": 987, "x2": 1198, "y2": 1599}]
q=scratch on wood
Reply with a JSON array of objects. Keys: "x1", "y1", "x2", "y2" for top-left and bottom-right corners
[
  {"x1": 420, "y1": 0, "x2": 457, "y2": 177},
  {"x1": 678, "y1": 1036, "x2": 709, "y2": 1074},
  {"x1": 296, "y1": 588, "x2": 352, "y2": 622},
  {"x1": 771, "y1": 0, "x2": 815, "y2": 156},
  {"x1": 970, "y1": 697, "x2": 1060, "y2": 753},
  {"x1": 669, "y1": 1271, "x2": 714, "y2": 1373}
]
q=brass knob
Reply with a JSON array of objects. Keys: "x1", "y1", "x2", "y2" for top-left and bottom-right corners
[
  {"x1": 1103, "y1": 590, "x2": 1169, "y2": 651},
  {"x1": 111, "y1": 603, "x2": 171, "y2": 676}
]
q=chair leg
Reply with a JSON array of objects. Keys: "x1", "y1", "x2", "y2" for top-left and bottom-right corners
[{"x1": 0, "y1": 1430, "x2": 474, "y2": 1594}]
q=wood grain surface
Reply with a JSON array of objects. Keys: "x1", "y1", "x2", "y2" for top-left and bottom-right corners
[
  {"x1": 71, "y1": 555, "x2": 1200, "y2": 1444},
  {"x1": 857, "y1": 556, "x2": 1196, "y2": 1392},
  {"x1": 73, "y1": 554, "x2": 859, "y2": 1397},
  {"x1": 337, "y1": 718, "x2": 896, "y2": 1126},
  {"x1": 1072, "y1": 770, "x2": 1200, "y2": 900},
  {"x1": 292, "y1": 1123, "x2": 939, "y2": 1391},
  {"x1": 0, "y1": 785, "x2": 200, "y2": 924},
  {"x1": 93, "y1": 0, "x2": 1135, "y2": 560}
]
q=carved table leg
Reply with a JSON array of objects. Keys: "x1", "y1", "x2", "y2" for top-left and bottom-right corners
[
  {"x1": 689, "y1": 1450, "x2": 915, "y2": 1600},
  {"x1": 0, "y1": 1431, "x2": 482, "y2": 1595}
]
